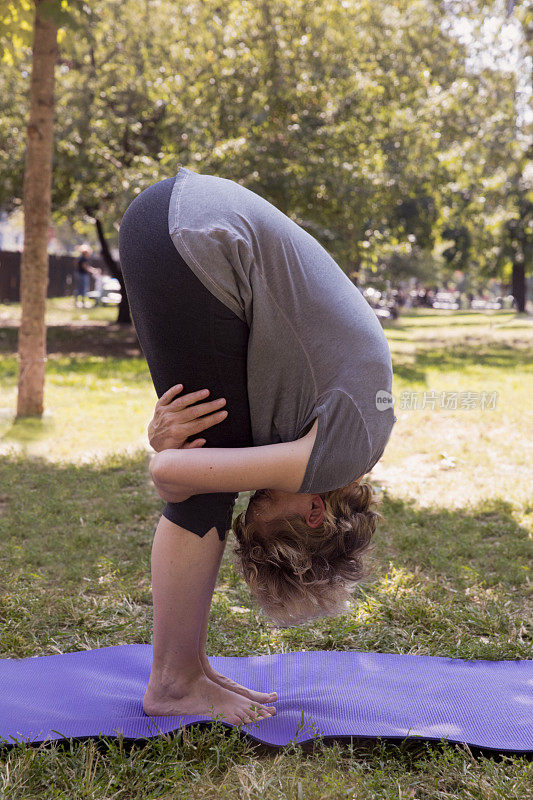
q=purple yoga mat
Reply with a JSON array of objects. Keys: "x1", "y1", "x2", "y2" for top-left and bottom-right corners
[{"x1": 0, "y1": 645, "x2": 531, "y2": 752}]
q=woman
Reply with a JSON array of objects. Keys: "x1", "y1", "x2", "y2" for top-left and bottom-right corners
[
  {"x1": 118, "y1": 166, "x2": 396, "y2": 726},
  {"x1": 74, "y1": 244, "x2": 95, "y2": 308}
]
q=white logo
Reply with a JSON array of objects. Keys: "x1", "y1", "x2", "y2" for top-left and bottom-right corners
[{"x1": 375, "y1": 390, "x2": 395, "y2": 411}]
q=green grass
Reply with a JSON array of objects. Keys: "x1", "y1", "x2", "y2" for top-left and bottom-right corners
[{"x1": 0, "y1": 300, "x2": 532, "y2": 799}]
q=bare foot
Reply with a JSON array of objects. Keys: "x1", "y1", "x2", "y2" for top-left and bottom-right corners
[
  {"x1": 202, "y1": 662, "x2": 278, "y2": 705},
  {"x1": 143, "y1": 673, "x2": 277, "y2": 726}
]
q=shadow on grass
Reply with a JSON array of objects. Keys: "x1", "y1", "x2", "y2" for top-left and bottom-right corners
[
  {"x1": 0, "y1": 451, "x2": 160, "y2": 589},
  {"x1": 1, "y1": 416, "x2": 55, "y2": 446},
  {"x1": 1, "y1": 453, "x2": 530, "y2": 596},
  {"x1": 373, "y1": 491, "x2": 530, "y2": 593},
  {"x1": 0, "y1": 446, "x2": 530, "y2": 766},
  {"x1": 0, "y1": 326, "x2": 150, "y2": 390},
  {"x1": 390, "y1": 340, "x2": 531, "y2": 386},
  {"x1": 0, "y1": 324, "x2": 141, "y2": 359},
  {"x1": 415, "y1": 342, "x2": 531, "y2": 370},
  {"x1": 396, "y1": 310, "x2": 518, "y2": 322}
]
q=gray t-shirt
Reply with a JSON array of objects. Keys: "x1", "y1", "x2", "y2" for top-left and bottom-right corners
[{"x1": 168, "y1": 166, "x2": 397, "y2": 493}]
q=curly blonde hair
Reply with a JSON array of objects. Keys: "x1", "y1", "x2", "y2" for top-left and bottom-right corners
[{"x1": 230, "y1": 480, "x2": 383, "y2": 628}]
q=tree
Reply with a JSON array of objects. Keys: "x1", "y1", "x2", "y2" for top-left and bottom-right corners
[
  {"x1": 442, "y1": 0, "x2": 532, "y2": 307},
  {"x1": 1, "y1": 0, "x2": 528, "y2": 334},
  {"x1": 507, "y1": 0, "x2": 532, "y2": 311},
  {"x1": 1, "y1": 0, "x2": 59, "y2": 417},
  {"x1": 0, "y1": 0, "x2": 88, "y2": 417}
]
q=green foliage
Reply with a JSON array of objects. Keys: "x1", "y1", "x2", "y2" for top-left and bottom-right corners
[
  {"x1": 0, "y1": 0, "x2": 91, "y2": 61},
  {"x1": 37, "y1": 0, "x2": 91, "y2": 32},
  {"x1": 0, "y1": 0, "x2": 530, "y2": 286},
  {"x1": 0, "y1": 0, "x2": 34, "y2": 61}
]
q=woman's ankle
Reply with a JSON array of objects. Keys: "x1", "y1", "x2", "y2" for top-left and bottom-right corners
[
  {"x1": 200, "y1": 657, "x2": 218, "y2": 678},
  {"x1": 148, "y1": 660, "x2": 205, "y2": 693}
]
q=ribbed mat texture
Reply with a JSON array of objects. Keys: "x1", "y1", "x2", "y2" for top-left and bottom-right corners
[{"x1": 0, "y1": 646, "x2": 531, "y2": 751}]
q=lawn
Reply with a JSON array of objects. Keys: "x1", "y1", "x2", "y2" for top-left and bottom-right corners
[{"x1": 0, "y1": 298, "x2": 532, "y2": 799}]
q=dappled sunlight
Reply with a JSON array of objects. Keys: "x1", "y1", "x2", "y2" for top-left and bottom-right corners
[
  {"x1": 513, "y1": 694, "x2": 533, "y2": 706},
  {"x1": 370, "y1": 492, "x2": 530, "y2": 592},
  {"x1": 409, "y1": 723, "x2": 464, "y2": 738},
  {"x1": 370, "y1": 381, "x2": 532, "y2": 512},
  {"x1": 0, "y1": 376, "x2": 154, "y2": 462},
  {"x1": 371, "y1": 311, "x2": 533, "y2": 518},
  {"x1": 371, "y1": 564, "x2": 419, "y2": 598},
  {"x1": 0, "y1": 297, "x2": 118, "y2": 328}
]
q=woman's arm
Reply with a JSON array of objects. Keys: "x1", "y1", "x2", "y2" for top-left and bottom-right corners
[
  {"x1": 150, "y1": 434, "x2": 314, "y2": 499},
  {"x1": 148, "y1": 455, "x2": 195, "y2": 503}
]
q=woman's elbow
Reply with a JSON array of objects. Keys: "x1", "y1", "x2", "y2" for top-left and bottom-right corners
[
  {"x1": 149, "y1": 449, "x2": 181, "y2": 486},
  {"x1": 149, "y1": 451, "x2": 163, "y2": 485},
  {"x1": 149, "y1": 450, "x2": 192, "y2": 503}
]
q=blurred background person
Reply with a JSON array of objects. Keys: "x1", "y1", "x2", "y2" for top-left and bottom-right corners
[{"x1": 74, "y1": 244, "x2": 96, "y2": 308}]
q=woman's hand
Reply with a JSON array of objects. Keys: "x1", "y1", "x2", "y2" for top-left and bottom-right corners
[{"x1": 148, "y1": 383, "x2": 228, "y2": 452}]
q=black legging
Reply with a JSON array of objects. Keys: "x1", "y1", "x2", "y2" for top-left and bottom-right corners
[{"x1": 118, "y1": 176, "x2": 254, "y2": 541}]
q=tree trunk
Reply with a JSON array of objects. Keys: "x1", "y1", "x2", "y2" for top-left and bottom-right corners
[
  {"x1": 511, "y1": 261, "x2": 526, "y2": 313},
  {"x1": 94, "y1": 217, "x2": 132, "y2": 325},
  {"x1": 16, "y1": 2, "x2": 58, "y2": 418}
]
